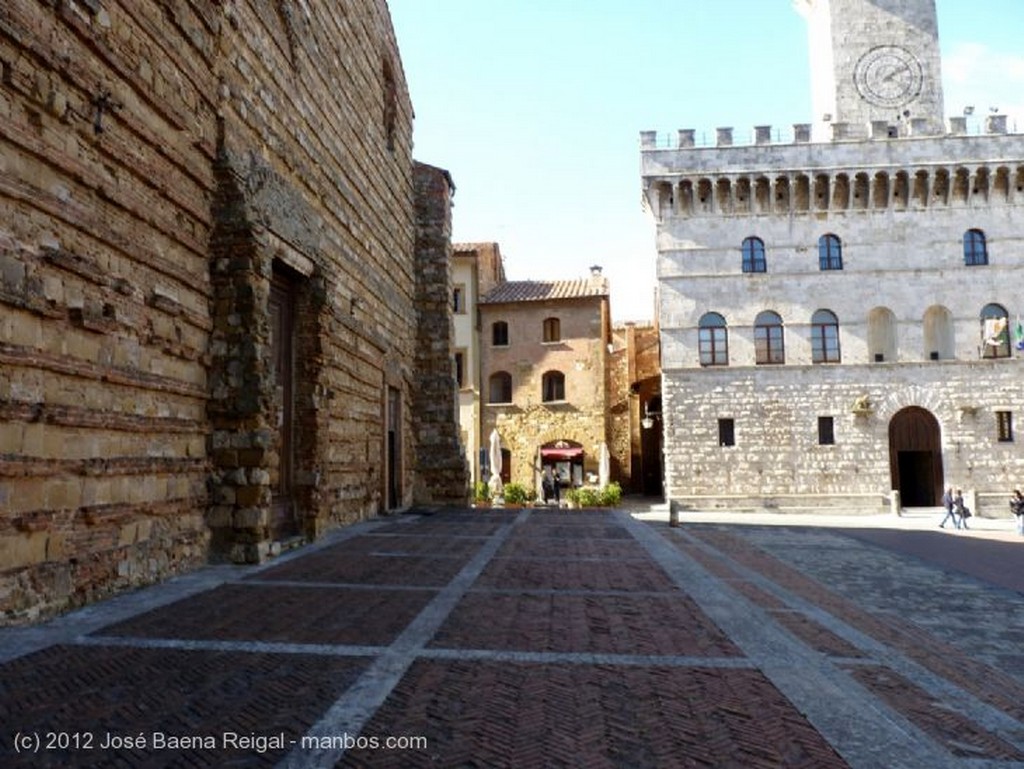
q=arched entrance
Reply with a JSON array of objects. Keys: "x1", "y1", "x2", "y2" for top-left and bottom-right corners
[{"x1": 889, "y1": 407, "x2": 944, "y2": 506}]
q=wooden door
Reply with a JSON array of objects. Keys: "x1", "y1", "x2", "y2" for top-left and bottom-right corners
[
  {"x1": 387, "y1": 386, "x2": 401, "y2": 510},
  {"x1": 269, "y1": 273, "x2": 297, "y2": 538},
  {"x1": 889, "y1": 407, "x2": 943, "y2": 506}
]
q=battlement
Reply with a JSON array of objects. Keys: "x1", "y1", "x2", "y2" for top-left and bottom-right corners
[
  {"x1": 640, "y1": 115, "x2": 1015, "y2": 153},
  {"x1": 641, "y1": 124, "x2": 1024, "y2": 220}
]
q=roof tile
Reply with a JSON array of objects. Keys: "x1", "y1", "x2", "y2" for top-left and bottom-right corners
[{"x1": 479, "y1": 279, "x2": 608, "y2": 304}]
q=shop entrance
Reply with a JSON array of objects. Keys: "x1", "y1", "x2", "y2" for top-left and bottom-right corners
[{"x1": 540, "y1": 440, "x2": 584, "y2": 492}]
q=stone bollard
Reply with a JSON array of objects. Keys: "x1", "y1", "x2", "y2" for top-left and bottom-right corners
[{"x1": 890, "y1": 489, "x2": 901, "y2": 517}]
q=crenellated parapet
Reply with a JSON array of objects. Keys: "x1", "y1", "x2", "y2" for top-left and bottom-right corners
[{"x1": 641, "y1": 124, "x2": 1024, "y2": 219}]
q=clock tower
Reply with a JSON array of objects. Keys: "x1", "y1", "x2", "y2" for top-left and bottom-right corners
[{"x1": 796, "y1": 0, "x2": 945, "y2": 137}]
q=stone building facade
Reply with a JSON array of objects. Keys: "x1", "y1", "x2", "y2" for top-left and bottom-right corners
[
  {"x1": 0, "y1": 0, "x2": 464, "y2": 623},
  {"x1": 478, "y1": 270, "x2": 611, "y2": 495},
  {"x1": 452, "y1": 243, "x2": 506, "y2": 488},
  {"x1": 642, "y1": 0, "x2": 1024, "y2": 516}
]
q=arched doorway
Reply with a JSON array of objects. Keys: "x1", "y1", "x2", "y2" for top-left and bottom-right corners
[{"x1": 889, "y1": 407, "x2": 944, "y2": 506}]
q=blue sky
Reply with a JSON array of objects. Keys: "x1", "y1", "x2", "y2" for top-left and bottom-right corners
[{"x1": 389, "y1": 1, "x2": 1024, "y2": 322}]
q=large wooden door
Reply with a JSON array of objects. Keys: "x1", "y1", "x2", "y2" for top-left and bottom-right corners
[
  {"x1": 269, "y1": 272, "x2": 297, "y2": 538},
  {"x1": 889, "y1": 407, "x2": 943, "y2": 506}
]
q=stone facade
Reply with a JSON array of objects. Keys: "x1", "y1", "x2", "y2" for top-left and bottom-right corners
[
  {"x1": 411, "y1": 164, "x2": 469, "y2": 506},
  {"x1": 452, "y1": 242, "x2": 506, "y2": 487},
  {"x1": 0, "y1": 0, "x2": 463, "y2": 623},
  {"x1": 642, "y1": 0, "x2": 1024, "y2": 516},
  {"x1": 479, "y1": 272, "x2": 611, "y2": 495}
]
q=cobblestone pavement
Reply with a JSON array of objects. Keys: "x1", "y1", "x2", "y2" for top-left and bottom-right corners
[{"x1": 0, "y1": 506, "x2": 1022, "y2": 768}]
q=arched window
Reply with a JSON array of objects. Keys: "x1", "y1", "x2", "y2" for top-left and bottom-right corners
[
  {"x1": 811, "y1": 309, "x2": 841, "y2": 363},
  {"x1": 741, "y1": 237, "x2": 766, "y2": 273},
  {"x1": 964, "y1": 229, "x2": 988, "y2": 266},
  {"x1": 867, "y1": 307, "x2": 897, "y2": 363},
  {"x1": 818, "y1": 234, "x2": 843, "y2": 270},
  {"x1": 541, "y1": 370, "x2": 565, "y2": 402},
  {"x1": 488, "y1": 371, "x2": 512, "y2": 403},
  {"x1": 698, "y1": 312, "x2": 728, "y2": 366},
  {"x1": 754, "y1": 310, "x2": 784, "y2": 364},
  {"x1": 981, "y1": 303, "x2": 1010, "y2": 359},
  {"x1": 491, "y1": 321, "x2": 509, "y2": 346},
  {"x1": 923, "y1": 305, "x2": 954, "y2": 360},
  {"x1": 542, "y1": 317, "x2": 561, "y2": 343}
]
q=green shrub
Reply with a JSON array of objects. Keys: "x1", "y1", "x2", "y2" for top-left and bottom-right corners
[
  {"x1": 473, "y1": 481, "x2": 491, "y2": 503},
  {"x1": 599, "y1": 482, "x2": 622, "y2": 507},
  {"x1": 503, "y1": 482, "x2": 531, "y2": 506},
  {"x1": 576, "y1": 487, "x2": 602, "y2": 507}
]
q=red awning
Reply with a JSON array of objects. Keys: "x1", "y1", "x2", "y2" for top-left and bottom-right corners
[{"x1": 541, "y1": 447, "x2": 583, "y2": 460}]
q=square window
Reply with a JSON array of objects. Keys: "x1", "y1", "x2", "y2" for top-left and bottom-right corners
[
  {"x1": 454, "y1": 352, "x2": 465, "y2": 389},
  {"x1": 997, "y1": 411, "x2": 1014, "y2": 442},
  {"x1": 718, "y1": 418, "x2": 735, "y2": 447},
  {"x1": 492, "y1": 322, "x2": 509, "y2": 347},
  {"x1": 818, "y1": 416, "x2": 835, "y2": 445}
]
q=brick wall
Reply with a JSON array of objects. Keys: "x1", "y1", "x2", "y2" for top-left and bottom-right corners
[
  {"x1": 0, "y1": 0, "x2": 436, "y2": 623},
  {"x1": 0, "y1": 0, "x2": 220, "y2": 622}
]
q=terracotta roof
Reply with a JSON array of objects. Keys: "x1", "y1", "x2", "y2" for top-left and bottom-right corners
[
  {"x1": 480, "y1": 279, "x2": 609, "y2": 304},
  {"x1": 453, "y1": 242, "x2": 498, "y2": 254}
]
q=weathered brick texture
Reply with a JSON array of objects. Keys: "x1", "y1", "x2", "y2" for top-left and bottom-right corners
[{"x1": 0, "y1": 0, "x2": 463, "y2": 623}]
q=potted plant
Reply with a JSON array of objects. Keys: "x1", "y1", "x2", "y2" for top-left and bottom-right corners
[
  {"x1": 473, "y1": 481, "x2": 491, "y2": 508},
  {"x1": 599, "y1": 482, "x2": 622, "y2": 507},
  {"x1": 503, "y1": 482, "x2": 531, "y2": 507}
]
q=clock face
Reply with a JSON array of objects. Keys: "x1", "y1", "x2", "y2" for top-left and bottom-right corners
[{"x1": 854, "y1": 45, "x2": 923, "y2": 108}]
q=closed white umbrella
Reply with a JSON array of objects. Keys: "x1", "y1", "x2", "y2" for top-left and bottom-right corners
[
  {"x1": 599, "y1": 441, "x2": 610, "y2": 488},
  {"x1": 488, "y1": 429, "x2": 504, "y2": 499},
  {"x1": 535, "y1": 448, "x2": 543, "y2": 503}
]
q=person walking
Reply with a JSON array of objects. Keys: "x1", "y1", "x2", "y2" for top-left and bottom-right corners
[
  {"x1": 1011, "y1": 489, "x2": 1024, "y2": 536},
  {"x1": 953, "y1": 488, "x2": 970, "y2": 530},
  {"x1": 940, "y1": 486, "x2": 959, "y2": 529}
]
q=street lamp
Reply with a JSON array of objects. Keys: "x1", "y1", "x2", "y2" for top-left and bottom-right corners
[{"x1": 641, "y1": 401, "x2": 660, "y2": 430}]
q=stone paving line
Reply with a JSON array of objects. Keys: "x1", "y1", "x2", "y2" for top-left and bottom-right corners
[
  {"x1": 0, "y1": 506, "x2": 1021, "y2": 768},
  {"x1": 623, "y1": 515, "x2": 957, "y2": 769},
  {"x1": 0, "y1": 514, "x2": 394, "y2": 665},
  {"x1": 276, "y1": 509, "x2": 528, "y2": 768},
  {"x1": 651, "y1": 520, "x2": 1024, "y2": 766}
]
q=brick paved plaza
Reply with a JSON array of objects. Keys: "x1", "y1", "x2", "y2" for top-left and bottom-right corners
[{"x1": 1, "y1": 507, "x2": 1022, "y2": 768}]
